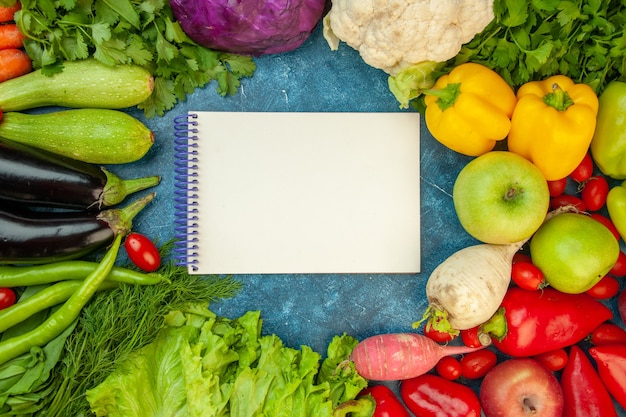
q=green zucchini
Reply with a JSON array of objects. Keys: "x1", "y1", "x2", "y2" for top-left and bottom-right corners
[
  {"x1": 0, "y1": 109, "x2": 154, "y2": 164},
  {"x1": 0, "y1": 59, "x2": 154, "y2": 112}
]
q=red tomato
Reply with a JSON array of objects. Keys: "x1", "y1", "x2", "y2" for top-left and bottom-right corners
[
  {"x1": 359, "y1": 385, "x2": 411, "y2": 417},
  {"x1": 424, "y1": 320, "x2": 457, "y2": 343},
  {"x1": 460, "y1": 326, "x2": 491, "y2": 348},
  {"x1": 511, "y1": 261, "x2": 545, "y2": 291},
  {"x1": 124, "y1": 232, "x2": 161, "y2": 272},
  {"x1": 533, "y1": 348, "x2": 568, "y2": 371},
  {"x1": 0, "y1": 287, "x2": 16, "y2": 310},
  {"x1": 589, "y1": 322, "x2": 626, "y2": 346},
  {"x1": 460, "y1": 349, "x2": 498, "y2": 379},
  {"x1": 547, "y1": 177, "x2": 567, "y2": 197},
  {"x1": 435, "y1": 356, "x2": 462, "y2": 381},
  {"x1": 590, "y1": 213, "x2": 621, "y2": 241},
  {"x1": 550, "y1": 194, "x2": 586, "y2": 211},
  {"x1": 569, "y1": 152, "x2": 594, "y2": 183},
  {"x1": 585, "y1": 276, "x2": 620, "y2": 300},
  {"x1": 512, "y1": 252, "x2": 532, "y2": 264},
  {"x1": 609, "y1": 251, "x2": 626, "y2": 277},
  {"x1": 581, "y1": 176, "x2": 609, "y2": 211}
]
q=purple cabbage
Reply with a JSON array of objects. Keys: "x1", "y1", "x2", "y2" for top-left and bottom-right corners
[{"x1": 170, "y1": 0, "x2": 328, "y2": 56}]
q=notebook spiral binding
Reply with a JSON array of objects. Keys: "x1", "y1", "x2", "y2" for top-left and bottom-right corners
[{"x1": 173, "y1": 113, "x2": 200, "y2": 271}]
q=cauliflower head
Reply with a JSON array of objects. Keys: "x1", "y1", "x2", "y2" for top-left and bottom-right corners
[{"x1": 323, "y1": 0, "x2": 495, "y2": 75}]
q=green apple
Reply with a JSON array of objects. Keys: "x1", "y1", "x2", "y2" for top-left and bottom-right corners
[
  {"x1": 453, "y1": 151, "x2": 550, "y2": 244},
  {"x1": 530, "y1": 212, "x2": 619, "y2": 293}
]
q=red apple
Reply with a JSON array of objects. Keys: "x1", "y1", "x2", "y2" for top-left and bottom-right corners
[{"x1": 479, "y1": 358, "x2": 563, "y2": 417}]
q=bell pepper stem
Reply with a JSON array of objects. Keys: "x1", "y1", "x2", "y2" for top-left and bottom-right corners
[
  {"x1": 480, "y1": 308, "x2": 508, "y2": 340},
  {"x1": 543, "y1": 83, "x2": 574, "y2": 111},
  {"x1": 423, "y1": 82, "x2": 461, "y2": 111}
]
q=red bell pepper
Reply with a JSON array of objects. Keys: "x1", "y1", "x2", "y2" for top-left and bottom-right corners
[
  {"x1": 561, "y1": 345, "x2": 618, "y2": 417},
  {"x1": 400, "y1": 373, "x2": 481, "y2": 417},
  {"x1": 589, "y1": 344, "x2": 626, "y2": 411},
  {"x1": 358, "y1": 385, "x2": 410, "y2": 417},
  {"x1": 480, "y1": 287, "x2": 612, "y2": 357}
]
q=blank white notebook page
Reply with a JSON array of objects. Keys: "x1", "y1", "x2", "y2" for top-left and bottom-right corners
[{"x1": 189, "y1": 111, "x2": 421, "y2": 274}]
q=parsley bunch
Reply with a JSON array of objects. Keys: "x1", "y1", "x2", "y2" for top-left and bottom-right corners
[
  {"x1": 446, "y1": 0, "x2": 626, "y2": 94},
  {"x1": 12, "y1": 0, "x2": 256, "y2": 118}
]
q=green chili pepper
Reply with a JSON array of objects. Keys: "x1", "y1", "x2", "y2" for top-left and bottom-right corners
[
  {"x1": 590, "y1": 81, "x2": 626, "y2": 179},
  {"x1": 0, "y1": 234, "x2": 122, "y2": 366},
  {"x1": 0, "y1": 281, "x2": 120, "y2": 333},
  {"x1": 0, "y1": 260, "x2": 165, "y2": 287},
  {"x1": 607, "y1": 181, "x2": 626, "y2": 241}
]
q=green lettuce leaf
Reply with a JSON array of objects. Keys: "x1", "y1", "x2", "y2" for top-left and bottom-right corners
[{"x1": 86, "y1": 305, "x2": 368, "y2": 417}]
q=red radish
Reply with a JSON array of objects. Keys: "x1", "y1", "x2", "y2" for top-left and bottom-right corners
[{"x1": 351, "y1": 333, "x2": 486, "y2": 381}]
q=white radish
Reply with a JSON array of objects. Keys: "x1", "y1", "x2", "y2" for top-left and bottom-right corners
[
  {"x1": 351, "y1": 333, "x2": 485, "y2": 381},
  {"x1": 424, "y1": 240, "x2": 526, "y2": 332},
  {"x1": 423, "y1": 208, "x2": 569, "y2": 333}
]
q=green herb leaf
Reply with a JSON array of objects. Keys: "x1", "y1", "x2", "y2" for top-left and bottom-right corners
[
  {"x1": 100, "y1": 0, "x2": 141, "y2": 30},
  {"x1": 16, "y1": 0, "x2": 256, "y2": 117},
  {"x1": 436, "y1": 0, "x2": 626, "y2": 98}
]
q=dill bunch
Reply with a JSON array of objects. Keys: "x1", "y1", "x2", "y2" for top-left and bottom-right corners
[{"x1": 41, "y1": 262, "x2": 242, "y2": 417}]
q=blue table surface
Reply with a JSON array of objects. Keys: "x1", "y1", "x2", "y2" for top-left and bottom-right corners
[{"x1": 108, "y1": 23, "x2": 625, "y2": 413}]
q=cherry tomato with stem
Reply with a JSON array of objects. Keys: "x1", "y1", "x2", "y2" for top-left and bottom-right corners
[
  {"x1": 533, "y1": 348, "x2": 568, "y2": 372},
  {"x1": 511, "y1": 261, "x2": 545, "y2": 291},
  {"x1": 460, "y1": 326, "x2": 491, "y2": 348},
  {"x1": 609, "y1": 251, "x2": 626, "y2": 277},
  {"x1": 581, "y1": 176, "x2": 609, "y2": 211},
  {"x1": 590, "y1": 213, "x2": 621, "y2": 241},
  {"x1": 359, "y1": 385, "x2": 410, "y2": 417},
  {"x1": 585, "y1": 275, "x2": 620, "y2": 300},
  {"x1": 569, "y1": 152, "x2": 594, "y2": 183},
  {"x1": 550, "y1": 194, "x2": 586, "y2": 211},
  {"x1": 589, "y1": 322, "x2": 626, "y2": 346},
  {"x1": 547, "y1": 177, "x2": 567, "y2": 197},
  {"x1": 460, "y1": 349, "x2": 498, "y2": 379},
  {"x1": 0, "y1": 287, "x2": 16, "y2": 310},
  {"x1": 435, "y1": 356, "x2": 462, "y2": 381},
  {"x1": 424, "y1": 319, "x2": 457, "y2": 343},
  {"x1": 124, "y1": 232, "x2": 161, "y2": 272}
]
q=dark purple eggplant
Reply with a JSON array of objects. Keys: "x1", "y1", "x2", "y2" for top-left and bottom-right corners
[
  {"x1": 0, "y1": 192, "x2": 155, "y2": 264},
  {"x1": 0, "y1": 139, "x2": 160, "y2": 210}
]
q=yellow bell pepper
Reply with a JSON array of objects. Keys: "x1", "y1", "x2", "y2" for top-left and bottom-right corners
[
  {"x1": 423, "y1": 63, "x2": 517, "y2": 157},
  {"x1": 507, "y1": 75, "x2": 599, "y2": 181}
]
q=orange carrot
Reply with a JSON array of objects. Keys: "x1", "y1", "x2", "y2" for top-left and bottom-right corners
[
  {"x1": 0, "y1": 48, "x2": 31, "y2": 82},
  {"x1": 0, "y1": 2, "x2": 20, "y2": 24},
  {"x1": 0, "y1": 24, "x2": 24, "y2": 50}
]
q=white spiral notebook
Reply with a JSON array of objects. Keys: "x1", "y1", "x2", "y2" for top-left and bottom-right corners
[{"x1": 173, "y1": 111, "x2": 421, "y2": 274}]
